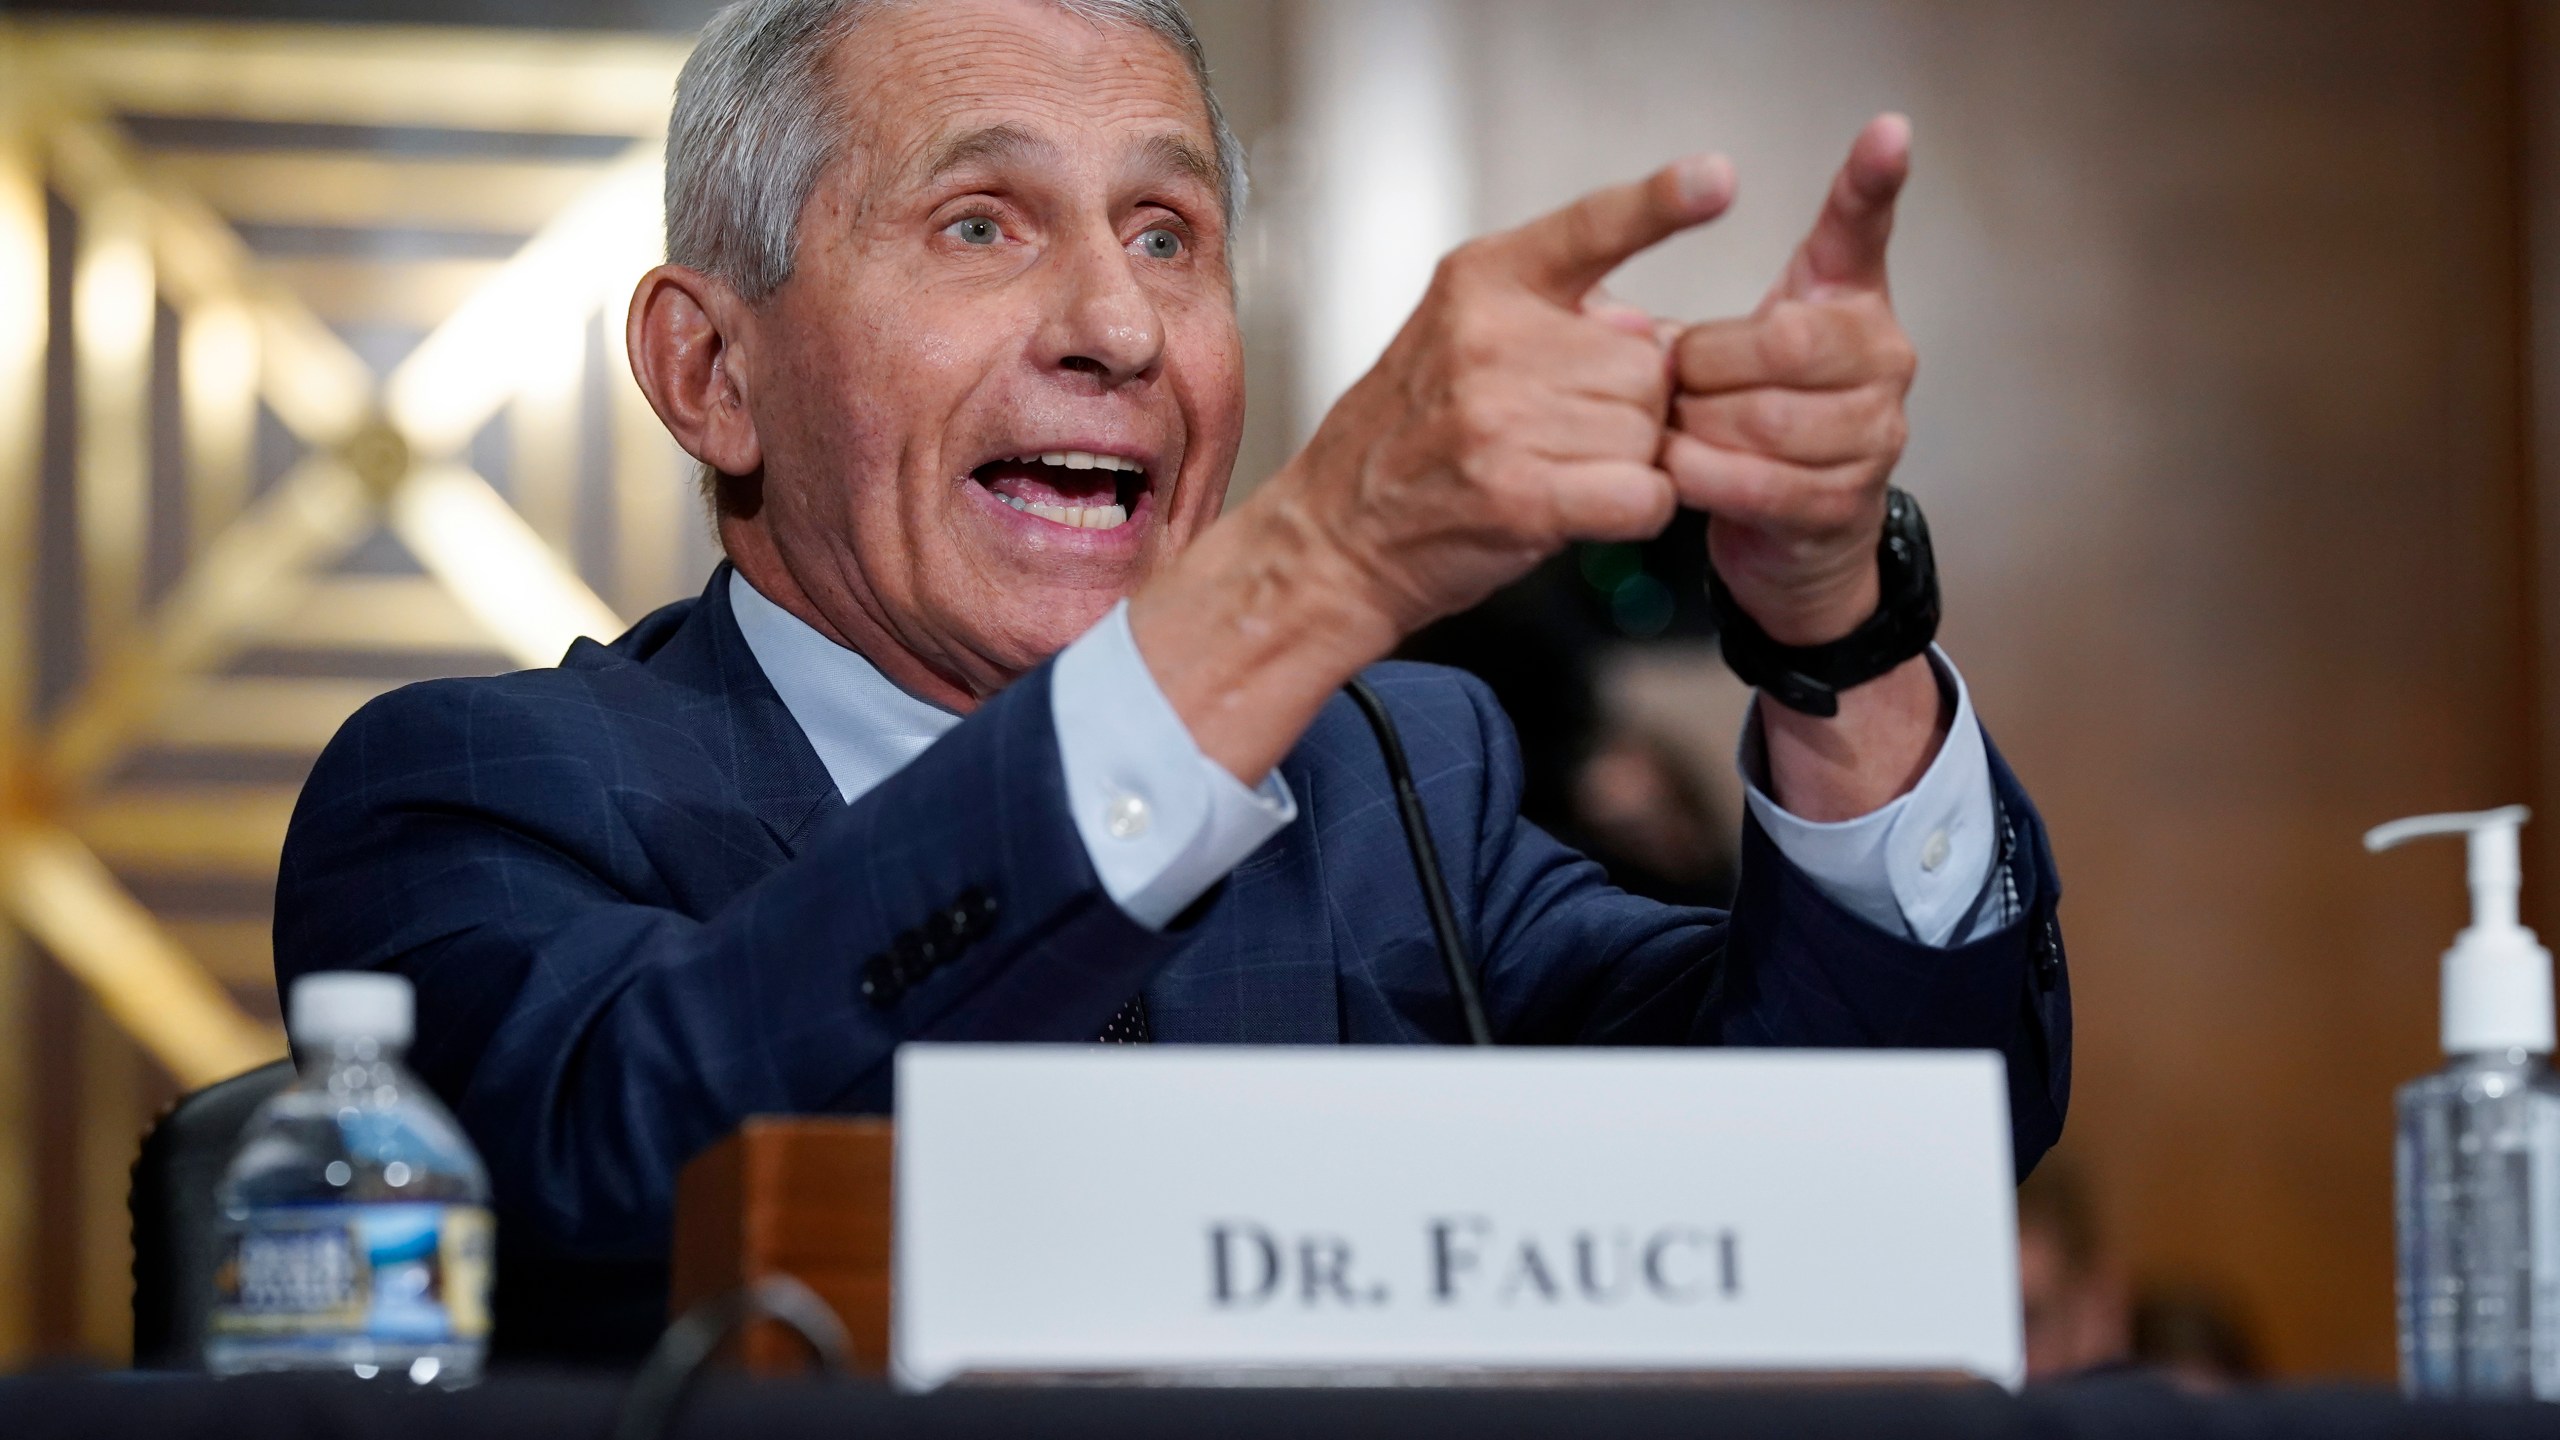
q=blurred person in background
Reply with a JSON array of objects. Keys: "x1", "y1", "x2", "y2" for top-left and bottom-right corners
[
  {"x1": 1570, "y1": 725, "x2": 1736, "y2": 907},
  {"x1": 1400, "y1": 578, "x2": 1739, "y2": 908},
  {"x1": 2129, "y1": 1283, "x2": 2261, "y2": 1391},
  {"x1": 2018, "y1": 1156, "x2": 2131, "y2": 1380},
  {"x1": 2018, "y1": 1156, "x2": 2262, "y2": 1389}
]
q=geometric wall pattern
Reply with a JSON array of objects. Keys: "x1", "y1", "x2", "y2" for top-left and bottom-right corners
[{"x1": 0, "y1": 16, "x2": 705, "y2": 1359}]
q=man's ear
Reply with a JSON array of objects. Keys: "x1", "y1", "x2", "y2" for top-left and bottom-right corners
[{"x1": 626, "y1": 264, "x2": 763, "y2": 478}]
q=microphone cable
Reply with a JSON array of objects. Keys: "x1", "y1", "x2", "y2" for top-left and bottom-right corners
[{"x1": 1345, "y1": 677, "x2": 1497, "y2": 1046}]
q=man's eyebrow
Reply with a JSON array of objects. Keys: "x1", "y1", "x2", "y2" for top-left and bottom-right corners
[
  {"x1": 923, "y1": 123, "x2": 1052, "y2": 182},
  {"x1": 919, "y1": 123, "x2": 1223, "y2": 203},
  {"x1": 1133, "y1": 132, "x2": 1222, "y2": 194}
]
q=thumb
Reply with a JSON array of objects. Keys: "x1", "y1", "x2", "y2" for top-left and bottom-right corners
[
  {"x1": 1483, "y1": 153, "x2": 1736, "y2": 305},
  {"x1": 1777, "y1": 113, "x2": 1909, "y2": 300}
]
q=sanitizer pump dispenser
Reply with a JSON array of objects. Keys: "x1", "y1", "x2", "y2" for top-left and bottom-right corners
[{"x1": 2369, "y1": 806, "x2": 2560, "y2": 1397}]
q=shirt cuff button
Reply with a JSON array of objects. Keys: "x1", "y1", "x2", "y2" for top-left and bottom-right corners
[{"x1": 1104, "y1": 793, "x2": 1152, "y2": 840}]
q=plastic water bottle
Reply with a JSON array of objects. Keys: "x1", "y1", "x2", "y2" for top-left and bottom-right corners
[
  {"x1": 2372, "y1": 807, "x2": 2560, "y2": 1397},
  {"x1": 206, "y1": 972, "x2": 493, "y2": 1385}
]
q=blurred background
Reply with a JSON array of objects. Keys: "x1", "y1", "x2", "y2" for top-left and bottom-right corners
[{"x1": 0, "y1": 0, "x2": 2547, "y2": 1383}]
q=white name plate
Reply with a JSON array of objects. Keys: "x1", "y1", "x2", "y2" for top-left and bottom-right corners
[{"x1": 891, "y1": 1046, "x2": 2020, "y2": 1390}]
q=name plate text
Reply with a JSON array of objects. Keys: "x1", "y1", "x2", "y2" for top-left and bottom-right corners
[{"x1": 892, "y1": 1046, "x2": 2020, "y2": 1389}]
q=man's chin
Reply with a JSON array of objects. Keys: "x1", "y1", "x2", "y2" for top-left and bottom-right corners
[{"x1": 960, "y1": 587, "x2": 1141, "y2": 678}]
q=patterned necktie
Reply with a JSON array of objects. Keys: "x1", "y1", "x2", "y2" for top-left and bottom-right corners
[{"x1": 1097, "y1": 994, "x2": 1152, "y2": 1043}]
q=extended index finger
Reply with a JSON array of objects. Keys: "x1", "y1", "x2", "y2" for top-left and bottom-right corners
[
  {"x1": 1784, "y1": 113, "x2": 1910, "y2": 297},
  {"x1": 1483, "y1": 153, "x2": 1737, "y2": 304}
]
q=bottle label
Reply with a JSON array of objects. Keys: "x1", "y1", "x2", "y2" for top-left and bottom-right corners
[{"x1": 211, "y1": 1203, "x2": 492, "y2": 1346}]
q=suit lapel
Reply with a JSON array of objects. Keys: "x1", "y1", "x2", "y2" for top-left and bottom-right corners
[{"x1": 648, "y1": 563, "x2": 844, "y2": 857}]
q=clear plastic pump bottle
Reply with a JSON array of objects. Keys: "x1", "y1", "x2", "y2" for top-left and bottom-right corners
[
  {"x1": 2373, "y1": 806, "x2": 2560, "y2": 1398},
  {"x1": 206, "y1": 972, "x2": 493, "y2": 1385}
]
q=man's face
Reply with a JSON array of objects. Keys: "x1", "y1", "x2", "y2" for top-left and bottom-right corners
[
  {"x1": 2018, "y1": 1223, "x2": 2129, "y2": 1381},
  {"x1": 735, "y1": 0, "x2": 1243, "y2": 702}
]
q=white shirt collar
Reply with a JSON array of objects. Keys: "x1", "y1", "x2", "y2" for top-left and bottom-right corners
[{"x1": 727, "y1": 568, "x2": 958, "y2": 804}]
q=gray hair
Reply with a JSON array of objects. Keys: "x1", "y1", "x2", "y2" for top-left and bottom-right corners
[{"x1": 666, "y1": 0, "x2": 1248, "y2": 303}]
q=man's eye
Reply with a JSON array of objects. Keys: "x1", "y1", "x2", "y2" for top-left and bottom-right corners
[
  {"x1": 946, "y1": 217, "x2": 1003, "y2": 246},
  {"x1": 1134, "y1": 228, "x2": 1182, "y2": 260}
]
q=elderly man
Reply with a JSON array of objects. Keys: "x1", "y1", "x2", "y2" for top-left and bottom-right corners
[{"x1": 279, "y1": 0, "x2": 2069, "y2": 1362}]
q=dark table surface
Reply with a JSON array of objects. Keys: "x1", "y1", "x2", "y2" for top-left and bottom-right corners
[{"x1": 12, "y1": 1372, "x2": 2560, "y2": 1440}]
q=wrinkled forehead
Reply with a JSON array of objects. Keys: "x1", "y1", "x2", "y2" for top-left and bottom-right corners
[{"x1": 824, "y1": 1, "x2": 1218, "y2": 204}]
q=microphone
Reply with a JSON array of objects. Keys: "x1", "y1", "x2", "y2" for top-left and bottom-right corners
[{"x1": 1345, "y1": 677, "x2": 1496, "y2": 1046}]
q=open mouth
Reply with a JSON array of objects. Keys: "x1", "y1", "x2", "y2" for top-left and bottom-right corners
[{"x1": 970, "y1": 450, "x2": 1150, "y2": 531}]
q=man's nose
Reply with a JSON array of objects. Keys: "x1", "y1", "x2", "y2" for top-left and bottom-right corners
[{"x1": 1036, "y1": 229, "x2": 1165, "y2": 386}]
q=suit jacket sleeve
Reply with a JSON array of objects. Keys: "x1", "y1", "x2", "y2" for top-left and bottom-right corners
[
  {"x1": 1445, "y1": 668, "x2": 2072, "y2": 1176},
  {"x1": 275, "y1": 661, "x2": 1164, "y2": 1258}
]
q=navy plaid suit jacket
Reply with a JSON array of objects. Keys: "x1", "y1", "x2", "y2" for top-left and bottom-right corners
[{"x1": 276, "y1": 564, "x2": 2070, "y2": 1364}]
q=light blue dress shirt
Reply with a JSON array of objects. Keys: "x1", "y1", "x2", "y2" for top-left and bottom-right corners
[
  {"x1": 1737, "y1": 647, "x2": 2000, "y2": 946},
  {"x1": 727, "y1": 571, "x2": 1999, "y2": 944}
]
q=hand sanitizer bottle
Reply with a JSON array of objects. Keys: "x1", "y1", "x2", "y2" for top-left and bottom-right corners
[{"x1": 2371, "y1": 806, "x2": 2560, "y2": 1398}]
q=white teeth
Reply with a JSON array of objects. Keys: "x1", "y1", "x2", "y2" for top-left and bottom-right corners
[
  {"x1": 982, "y1": 450, "x2": 1141, "y2": 530},
  {"x1": 1014, "y1": 449, "x2": 1141, "y2": 474},
  {"x1": 1015, "y1": 498, "x2": 1130, "y2": 529}
]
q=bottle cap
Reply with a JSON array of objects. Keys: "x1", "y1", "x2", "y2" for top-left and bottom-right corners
[
  {"x1": 288, "y1": 971, "x2": 414, "y2": 1049},
  {"x1": 2365, "y1": 806, "x2": 2553, "y2": 1054}
]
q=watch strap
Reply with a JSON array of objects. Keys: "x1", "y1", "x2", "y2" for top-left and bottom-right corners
[{"x1": 1705, "y1": 488, "x2": 1941, "y2": 719}]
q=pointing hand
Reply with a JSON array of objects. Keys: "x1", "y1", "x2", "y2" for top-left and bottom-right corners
[
  {"x1": 1664, "y1": 115, "x2": 1919, "y2": 646},
  {"x1": 1290, "y1": 152, "x2": 1738, "y2": 638}
]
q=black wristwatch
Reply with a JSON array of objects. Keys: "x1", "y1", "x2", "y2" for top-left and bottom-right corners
[{"x1": 1704, "y1": 487, "x2": 1940, "y2": 718}]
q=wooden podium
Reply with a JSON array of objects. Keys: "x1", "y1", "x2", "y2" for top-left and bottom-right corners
[{"x1": 670, "y1": 1116, "x2": 895, "y2": 1374}]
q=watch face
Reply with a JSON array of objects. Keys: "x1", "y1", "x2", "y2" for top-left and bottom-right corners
[{"x1": 1883, "y1": 488, "x2": 1935, "y2": 586}]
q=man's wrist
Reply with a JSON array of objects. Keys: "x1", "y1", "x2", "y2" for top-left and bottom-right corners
[
  {"x1": 1714, "y1": 547, "x2": 1882, "y2": 647},
  {"x1": 1758, "y1": 650, "x2": 1944, "y2": 819},
  {"x1": 1127, "y1": 471, "x2": 1403, "y2": 784}
]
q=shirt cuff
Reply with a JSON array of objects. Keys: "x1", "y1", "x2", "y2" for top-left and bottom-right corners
[
  {"x1": 1737, "y1": 646, "x2": 1999, "y2": 947},
  {"x1": 1050, "y1": 601, "x2": 1298, "y2": 931}
]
